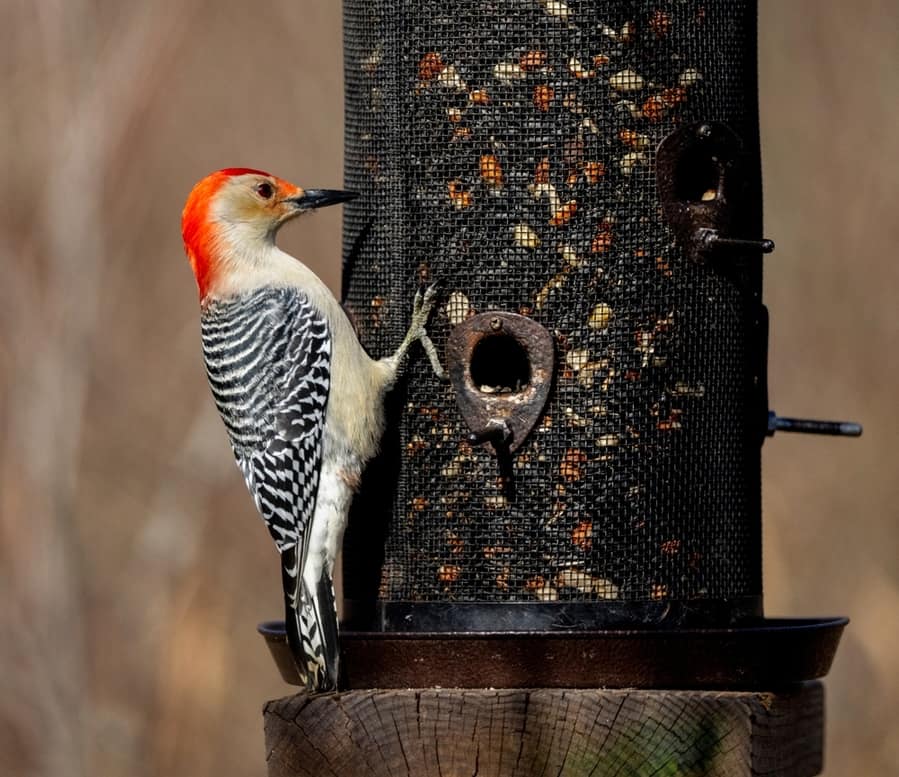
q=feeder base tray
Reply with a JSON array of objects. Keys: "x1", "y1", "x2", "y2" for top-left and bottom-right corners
[{"x1": 258, "y1": 617, "x2": 846, "y2": 690}]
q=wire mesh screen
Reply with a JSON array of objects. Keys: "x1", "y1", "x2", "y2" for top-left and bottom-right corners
[{"x1": 341, "y1": 0, "x2": 763, "y2": 629}]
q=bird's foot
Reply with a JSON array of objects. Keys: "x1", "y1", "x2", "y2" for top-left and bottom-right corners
[
  {"x1": 411, "y1": 283, "x2": 446, "y2": 380},
  {"x1": 394, "y1": 283, "x2": 446, "y2": 380}
]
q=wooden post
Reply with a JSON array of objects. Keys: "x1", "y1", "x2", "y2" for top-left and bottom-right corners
[{"x1": 264, "y1": 683, "x2": 824, "y2": 777}]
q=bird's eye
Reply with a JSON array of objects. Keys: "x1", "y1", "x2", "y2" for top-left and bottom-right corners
[{"x1": 255, "y1": 182, "x2": 275, "y2": 200}]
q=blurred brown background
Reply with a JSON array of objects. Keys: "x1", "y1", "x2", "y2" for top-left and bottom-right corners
[{"x1": 1, "y1": 1, "x2": 895, "y2": 775}]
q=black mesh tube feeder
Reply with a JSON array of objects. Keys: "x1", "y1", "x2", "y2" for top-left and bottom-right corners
[{"x1": 261, "y1": 0, "x2": 854, "y2": 692}]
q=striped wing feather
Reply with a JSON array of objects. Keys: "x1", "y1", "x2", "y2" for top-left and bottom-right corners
[{"x1": 201, "y1": 287, "x2": 331, "y2": 552}]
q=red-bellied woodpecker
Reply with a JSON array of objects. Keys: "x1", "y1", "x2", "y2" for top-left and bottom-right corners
[{"x1": 181, "y1": 168, "x2": 443, "y2": 692}]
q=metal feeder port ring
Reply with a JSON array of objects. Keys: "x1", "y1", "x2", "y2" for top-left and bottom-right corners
[{"x1": 446, "y1": 311, "x2": 554, "y2": 454}]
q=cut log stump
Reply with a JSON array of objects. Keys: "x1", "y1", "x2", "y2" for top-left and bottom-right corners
[{"x1": 264, "y1": 683, "x2": 823, "y2": 777}]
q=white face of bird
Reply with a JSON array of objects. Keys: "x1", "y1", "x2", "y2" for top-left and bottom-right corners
[
  {"x1": 211, "y1": 172, "x2": 308, "y2": 238},
  {"x1": 182, "y1": 167, "x2": 357, "y2": 301}
]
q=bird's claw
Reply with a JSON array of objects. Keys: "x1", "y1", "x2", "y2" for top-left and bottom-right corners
[{"x1": 412, "y1": 282, "x2": 440, "y2": 319}]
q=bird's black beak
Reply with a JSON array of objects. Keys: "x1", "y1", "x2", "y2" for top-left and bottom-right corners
[{"x1": 292, "y1": 189, "x2": 359, "y2": 210}]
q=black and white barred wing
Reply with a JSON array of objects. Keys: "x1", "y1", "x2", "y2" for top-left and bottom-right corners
[
  {"x1": 242, "y1": 299, "x2": 331, "y2": 554},
  {"x1": 201, "y1": 288, "x2": 331, "y2": 553}
]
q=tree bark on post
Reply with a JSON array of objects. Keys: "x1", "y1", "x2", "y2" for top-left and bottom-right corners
[{"x1": 263, "y1": 684, "x2": 824, "y2": 777}]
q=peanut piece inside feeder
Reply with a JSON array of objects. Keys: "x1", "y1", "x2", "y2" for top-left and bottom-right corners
[
  {"x1": 588, "y1": 303, "x2": 614, "y2": 330},
  {"x1": 610, "y1": 69, "x2": 645, "y2": 92},
  {"x1": 513, "y1": 223, "x2": 540, "y2": 248},
  {"x1": 445, "y1": 291, "x2": 472, "y2": 326},
  {"x1": 541, "y1": 0, "x2": 571, "y2": 21}
]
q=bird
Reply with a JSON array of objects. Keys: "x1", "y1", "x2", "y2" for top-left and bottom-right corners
[{"x1": 181, "y1": 167, "x2": 443, "y2": 692}]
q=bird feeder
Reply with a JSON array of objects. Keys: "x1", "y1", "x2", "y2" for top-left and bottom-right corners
[
  {"x1": 262, "y1": 0, "x2": 855, "y2": 697},
  {"x1": 260, "y1": 4, "x2": 860, "y2": 775}
]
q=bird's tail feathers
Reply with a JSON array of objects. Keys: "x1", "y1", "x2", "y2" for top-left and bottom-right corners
[{"x1": 281, "y1": 546, "x2": 339, "y2": 693}]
